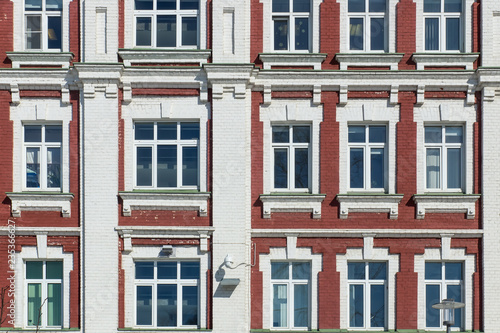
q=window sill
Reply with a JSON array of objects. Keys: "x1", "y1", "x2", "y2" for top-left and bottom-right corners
[
  {"x1": 259, "y1": 193, "x2": 326, "y2": 219},
  {"x1": 411, "y1": 53, "x2": 479, "y2": 70},
  {"x1": 6, "y1": 192, "x2": 74, "y2": 218},
  {"x1": 118, "y1": 191, "x2": 211, "y2": 217},
  {"x1": 336, "y1": 193, "x2": 404, "y2": 219},
  {"x1": 412, "y1": 193, "x2": 481, "y2": 219},
  {"x1": 258, "y1": 53, "x2": 327, "y2": 70},
  {"x1": 335, "y1": 53, "x2": 404, "y2": 70},
  {"x1": 118, "y1": 49, "x2": 211, "y2": 66},
  {"x1": 7, "y1": 51, "x2": 74, "y2": 69}
]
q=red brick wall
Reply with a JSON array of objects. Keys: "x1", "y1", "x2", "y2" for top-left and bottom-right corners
[
  {"x1": 69, "y1": 0, "x2": 80, "y2": 63},
  {"x1": 320, "y1": 0, "x2": 340, "y2": 69},
  {"x1": 250, "y1": 0, "x2": 263, "y2": 66},
  {"x1": 0, "y1": 2, "x2": 13, "y2": 68},
  {"x1": 397, "y1": 0, "x2": 416, "y2": 69}
]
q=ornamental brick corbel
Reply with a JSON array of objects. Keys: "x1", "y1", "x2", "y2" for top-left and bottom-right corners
[{"x1": 10, "y1": 84, "x2": 20, "y2": 105}]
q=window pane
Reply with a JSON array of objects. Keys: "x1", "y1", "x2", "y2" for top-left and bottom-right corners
[
  {"x1": 350, "y1": 18, "x2": 364, "y2": 50},
  {"x1": 47, "y1": 16, "x2": 62, "y2": 49},
  {"x1": 135, "y1": 0, "x2": 153, "y2": 10},
  {"x1": 47, "y1": 147, "x2": 61, "y2": 188},
  {"x1": 447, "y1": 148, "x2": 461, "y2": 189},
  {"x1": 444, "y1": 0, "x2": 461, "y2": 12},
  {"x1": 27, "y1": 283, "x2": 41, "y2": 326},
  {"x1": 180, "y1": 0, "x2": 199, "y2": 9},
  {"x1": 137, "y1": 147, "x2": 153, "y2": 186},
  {"x1": 26, "y1": 261, "x2": 43, "y2": 279},
  {"x1": 182, "y1": 17, "x2": 198, "y2": 46},
  {"x1": 271, "y1": 262, "x2": 289, "y2": 279},
  {"x1": 158, "y1": 0, "x2": 176, "y2": 10},
  {"x1": 349, "y1": 284, "x2": 364, "y2": 327},
  {"x1": 182, "y1": 146, "x2": 199, "y2": 186},
  {"x1": 425, "y1": 127, "x2": 442, "y2": 143},
  {"x1": 182, "y1": 286, "x2": 198, "y2": 325},
  {"x1": 426, "y1": 148, "x2": 440, "y2": 189},
  {"x1": 446, "y1": 18, "x2": 460, "y2": 50},
  {"x1": 292, "y1": 262, "x2": 310, "y2": 279},
  {"x1": 135, "y1": 262, "x2": 154, "y2": 279},
  {"x1": 272, "y1": 126, "x2": 289, "y2": 143},
  {"x1": 274, "y1": 19, "x2": 289, "y2": 50},
  {"x1": 293, "y1": 0, "x2": 310, "y2": 11},
  {"x1": 294, "y1": 284, "x2": 309, "y2": 327},
  {"x1": 293, "y1": 126, "x2": 310, "y2": 143},
  {"x1": 27, "y1": 148, "x2": 40, "y2": 188},
  {"x1": 369, "y1": 0, "x2": 386, "y2": 12},
  {"x1": 157, "y1": 284, "x2": 177, "y2": 327},
  {"x1": 350, "y1": 148, "x2": 364, "y2": 188},
  {"x1": 136, "y1": 17, "x2": 152, "y2": 46},
  {"x1": 424, "y1": 0, "x2": 441, "y2": 12},
  {"x1": 181, "y1": 123, "x2": 200, "y2": 140},
  {"x1": 25, "y1": 125, "x2": 42, "y2": 142},
  {"x1": 157, "y1": 145, "x2": 177, "y2": 187},
  {"x1": 136, "y1": 286, "x2": 153, "y2": 325},
  {"x1": 25, "y1": 0, "x2": 42, "y2": 10},
  {"x1": 425, "y1": 18, "x2": 439, "y2": 50},
  {"x1": 447, "y1": 284, "x2": 462, "y2": 327},
  {"x1": 426, "y1": 284, "x2": 441, "y2": 327},
  {"x1": 46, "y1": 125, "x2": 62, "y2": 142},
  {"x1": 348, "y1": 0, "x2": 365, "y2": 12},
  {"x1": 157, "y1": 262, "x2": 177, "y2": 279},
  {"x1": 445, "y1": 126, "x2": 463, "y2": 143},
  {"x1": 135, "y1": 123, "x2": 154, "y2": 140},
  {"x1": 370, "y1": 148, "x2": 384, "y2": 189},
  {"x1": 295, "y1": 18, "x2": 309, "y2": 51},
  {"x1": 157, "y1": 122, "x2": 177, "y2": 140},
  {"x1": 369, "y1": 262, "x2": 386, "y2": 280},
  {"x1": 348, "y1": 262, "x2": 365, "y2": 279},
  {"x1": 370, "y1": 285, "x2": 385, "y2": 327},
  {"x1": 368, "y1": 126, "x2": 386, "y2": 143},
  {"x1": 425, "y1": 262, "x2": 442, "y2": 280},
  {"x1": 370, "y1": 18, "x2": 385, "y2": 51},
  {"x1": 26, "y1": 16, "x2": 42, "y2": 49},
  {"x1": 295, "y1": 148, "x2": 309, "y2": 189},
  {"x1": 46, "y1": 0, "x2": 63, "y2": 10},
  {"x1": 273, "y1": 284, "x2": 288, "y2": 327},
  {"x1": 274, "y1": 148, "x2": 288, "y2": 188},
  {"x1": 348, "y1": 126, "x2": 365, "y2": 143},
  {"x1": 445, "y1": 262, "x2": 463, "y2": 280},
  {"x1": 157, "y1": 16, "x2": 176, "y2": 47},
  {"x1": 273, "y1": 0, "x2": 289, "y2": 12},
  {"x1": 47, "y1": 283, "x2": 62, "y2": 326},
  {"x1": 46, "y1": 261, "x2": 63, "y2": 279},
  {"x1": 181, "y1": 262, "x2": 200, "y2": 279}
]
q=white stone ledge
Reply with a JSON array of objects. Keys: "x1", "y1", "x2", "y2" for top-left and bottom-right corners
[
  {"x1": 6, "y1": 192, "x2": 74, "y2": 218},
  {"x1": 411, "y1": 53, "x2": 479, "y2": 70},
  {"x1": 335, "y1": 53, "x2": 404, "y2": 70},
  {"x1": 118, "y1": 191, "x2": 211, "y2": 217},
  {"x1": 259, "y1": 53, "x2": 327, "y2": 70},
  {"x1": 412, "y1": 194, "x2": 481, "y2": 219},
  {"x1": 336, "y1": 194, "x2": 404, "y2": 219},
  {"x1": 118, "y1": 49, "x2": 211, "y2": 66},
  {"x1": 0, "y1": 227, "x2": 80, "y2": 236},
  {"x1": 7, "y1": 51, "x2": 74, "y2": 69},
  {"x1": 251, "y1": 229, "x2": 483, "y2": 238},
  {"x1": 259, "y1": 194, "x2": 326, "y2": 219}
]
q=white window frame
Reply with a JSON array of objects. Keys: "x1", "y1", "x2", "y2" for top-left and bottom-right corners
[
  {"x1": 271, "y1": 0, "x2": 311, "y2": 52},
  {"x1": 23, "y1": 0, "x2": 62, "y2": 51},
  {"x1": 415, "y1": 247, "x2": 475, "y2": 331},
  {"x1": 14, "y1": 246, "x2": 73, "y2": 329},
  {"x1": 259, "y1": 246, "x2": 322, "y2": 330},
  {"x1": 347, "y1": 0, "x2": 387, "y2": 52},
  {"x1": 133, "y1": 121, "x2": 200, "y2": 190},
  {"x1": 422, "y1": 0, "x2": 462, "y2": 52},
  {"x1": 336, "y1": 245, "x2": 399, "y2": 330},
  {"x1": 133, "y1": 0, "x2": 200, "y2": 48},
  {"x1": 124, "y1": 0, "x2": 207, "y2": 49},
  {"x1": 347, "y1": 124, "x2": 387, "y2": 192},
  {"x1": 134, "y1": 261, "x2": 199, "y2": 328},
  {"x1": 123, "y1": 245, "x2": 209, "y2": 329},
  {"x1": 416, "y1": 0, "x2": 473, "y2": 53}
]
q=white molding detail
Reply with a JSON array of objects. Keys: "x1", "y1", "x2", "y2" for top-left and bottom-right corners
[
  {"x1": 258, "y1": 53, "x2": 327, "y2": 70},
  {"x1": 7, "y1": 52, "x2": 74, "y2": 69},
  {"x1": 118, "y1": 49, "x2": 211, "y2": 66},
  {"x1": 0, "y1": 227, "x2": 80, "y2": 236},
  {"x1": 118, "y1": 192, "x2": 211, "y2": 217},
  {"x1": 412, "y1": 194, "x2": 480, "y2": 219},
  {"x1": 7, "y1": 193, "x2": 74, "y2": 217},
  {"x1": 259, "y1": 194, "x2": 326, "y2": 219},
  {"x1": 411, "y1": 53, "x2": 479, "y2": 70},
  {"x1": 116, "y1": 226, "x2": 214, "y2": 239},
  {"x1": 251, "y1": 229, "x2": 483, "y2": 238},
  {"x1": 335, "y1": 53, "x2": 404, "y2": 70},
  {"x1": 336, "y1": 194, "x2": 404, "y2": 219}
]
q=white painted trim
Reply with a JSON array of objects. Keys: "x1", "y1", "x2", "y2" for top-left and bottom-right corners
[
  {"x1": 119, "y1": 192, "x2": 210, "y2": 217},
  {"x1": 259, "y1": 194, "x2": 326, "y2": 218}
]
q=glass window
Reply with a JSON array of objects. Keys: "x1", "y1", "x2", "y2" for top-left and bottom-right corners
[
  {"x1": 423, "y1": 0, "x2": 462, "y2": 51},
  {"x1": 272, "y1": 0, "x2": 310, "y2": 51},
  {"x1": 135, "y1": 261, "x2": 200, "y2": 328},
  {"x1": 348, "y1": 0, "x2": 386, "y2": 51},
  {"x1": 25, "y1": 0, "x2": 62, "y2": 50}
]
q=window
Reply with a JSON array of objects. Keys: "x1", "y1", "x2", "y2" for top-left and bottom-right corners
[
  {"x1": 25, "y1": 261, "x2": 63, "y2": 328},
  {"x1": 134, "y1": 0, "x2": 199, "y2": 48},
  {"x1": 425, "y1": 262, "x2": 463, "y2": 329},
  {"x1": 347, "y1": 262, "x2": 386, "y2": 329},
  {"x1": 271, "y1": 262, "x2": 310, "y2": 329},
  {"x1": 272, "y1": 125, "x2": 310, "y2": 192},
  {"x1": 24, "y1": 0, "x2": 62, "y2": 50},
  {"x1": 24, "y1": 124, "x2": 62, "y2": 191},
  {"x1": 272, "y1": 0, "x2": 310, "y2": 51},
  {"x1": 423, "y1": 0, "x2": 462, "y2": 51},
  {"x1": 348, "y1": 125, "x2": 386, "y2": 191},
  {"x1": 424, "y1": 125, "x2": 463, "y2": 191},
  {"x1": 348, "y1": 0, "x2": 386, "y2": 51},
  {"x1": 135, "y1": 261, "x2": 199, "y2": 328},
  {"x1": 134, "y1": 121, "x2": 199, "y2": 189}
]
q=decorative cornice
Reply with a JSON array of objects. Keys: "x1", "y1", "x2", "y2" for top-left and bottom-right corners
[
  {"x1": 335, "y1": 53, "x2": 404, "y2": 70},
  {"x1": 259, "y1": 194, "x2": 326, "y2": 219},
  {"x1": 118, "y1": 49, "x2": 211, "y2": 66},
  {"x1": 259, "y1": 53, "x2": 327, "y2": 70},
  {"x1": 412, "y1": 194, "x2": 481, "y2": 219},
  {"x1": 7, "y1": 52, "x2": 74, "y2": 69},
  {"x1": 0, "y1": 227, "x2": 80, "y2": 236},
  {"x1": 336, "y1": 194, "x2": 404, "y2": 219},
  {"x1": 6, "y1": 192, "x2": 74, "y2": 218}
]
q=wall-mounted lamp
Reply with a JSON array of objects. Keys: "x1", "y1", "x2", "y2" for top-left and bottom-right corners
[{"x1": 432, "y1": 298, "x2": 465, "y2": 333}]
